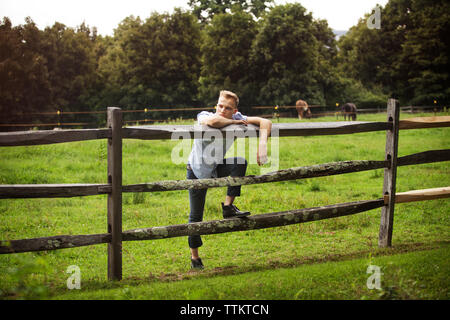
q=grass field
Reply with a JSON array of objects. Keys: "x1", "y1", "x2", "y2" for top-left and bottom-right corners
[{"x1": 0, "y1": 112, "x2": 449, "y2": 300}]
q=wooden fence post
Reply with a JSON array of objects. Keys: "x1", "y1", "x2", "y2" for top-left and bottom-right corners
[
  {"x1": 379, "y1": 99, "x2": 400, "y2": 247},
  {"x1": 107, "y1": 107, "x2": 122, "y2": 280}
]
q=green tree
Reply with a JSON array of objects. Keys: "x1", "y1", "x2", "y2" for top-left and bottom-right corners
[
  {"x1": 249, "y1": 3, "x2": 327, "y2": 106},
  {"x1": 396, "y1": 0, "x2": 450, "y2": 105},
  {"x1": 41, "y1": 22, "x2": 98, "y2": 113},
  {"x1": 0, "y1": 17, "x2": 51, "y2": 126},
  {"x1": 337, "y1": 13, "x2": 386, "y2": 90},
  {"x1": 99, "y1": 9, "x2": 202, "y2": 112},
  {"x1": 198, "y1": 8, "x2": 258, "y2": 108},
  {"x1": 337, "y1": 0, "x2": 450, "y2": 105},
  {"x1": 97, "y1": 16, "x2": 142, "y2": 109},
  {"x1": 310, "y1": 18, "x2": 342, "y2": 106}
]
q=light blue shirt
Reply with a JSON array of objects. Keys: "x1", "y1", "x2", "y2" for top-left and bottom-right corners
[{"x1": 188, "y1": 111, "x2": 247, "y2": 179}]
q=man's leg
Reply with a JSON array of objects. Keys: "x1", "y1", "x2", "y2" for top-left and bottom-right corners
[
  {"x1": 188, "y1": 186, "x2": 206, "y2": 250},
  {"x1": 216, "y1": 157, "x2": 250, "y2": 218},
  {"x1": 224, "y1": 195, "x2": 235, "y2": 206},
  {"x1": 217, "y1": 157, "x2": 247, "y2": 197},
  {"x1": 187, "y1": 167, "x2": 206, "y2": 268}
]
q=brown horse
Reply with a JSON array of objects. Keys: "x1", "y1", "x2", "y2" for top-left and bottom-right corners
[
  {"x1": 296, "y1": 99, "x2": 311, "y2": 119},
  {"x1": 341, "y1": 103, "x2": 357, "y2": 121}
]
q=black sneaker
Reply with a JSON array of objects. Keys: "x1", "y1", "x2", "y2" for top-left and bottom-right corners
[
  {"x1": 191, "y1": 258, "x2": 204, "y2": 270},
  {"x1": 222, "y1": 203, "x2": 251, "y2": 219}
]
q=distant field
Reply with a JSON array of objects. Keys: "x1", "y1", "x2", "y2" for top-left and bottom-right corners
[{"x1": 0, "y1": 111, "x2": 449, "y2": 300}]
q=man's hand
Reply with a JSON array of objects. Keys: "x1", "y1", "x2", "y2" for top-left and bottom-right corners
[
  {"x1": 257, "y1": 141, "x2": 268, "y2": 166},
  {"x1": 246, "y1": 117, "x2": 272, "y2": 166}
]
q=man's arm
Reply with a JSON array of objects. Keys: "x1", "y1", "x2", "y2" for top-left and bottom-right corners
[
  {"x1": 200, "y1": 115, "x2": 248, "y2": 128},
  {"x1": 247, "y1": 117, "x2": 272, "y2": 166}
]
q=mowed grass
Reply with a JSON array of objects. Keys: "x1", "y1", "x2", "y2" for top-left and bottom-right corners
[{"x1": 0, "y1": 112, "x2": 449, "y2": 300}]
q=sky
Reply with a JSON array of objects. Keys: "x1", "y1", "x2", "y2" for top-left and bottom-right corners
[{"x1": 1, "y1": 0, "x2": 389, "y2": 36}]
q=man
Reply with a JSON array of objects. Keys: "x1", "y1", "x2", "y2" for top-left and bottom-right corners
[{"x1": 187, "y1": 90, "x2": 272, "y2": 269}]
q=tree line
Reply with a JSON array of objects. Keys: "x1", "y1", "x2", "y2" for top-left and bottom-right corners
[{"x1": 0, "y1": 0, "x2": 448, "y2": 127}]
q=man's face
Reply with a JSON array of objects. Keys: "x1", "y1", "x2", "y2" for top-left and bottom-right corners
[{"x1": 216, "y1": 96, "x2": 237, "y2": 119}]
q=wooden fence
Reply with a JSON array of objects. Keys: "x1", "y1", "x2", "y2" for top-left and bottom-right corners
[{"x1": 0, "y1": 99, "x2": 449, "y2": 281}]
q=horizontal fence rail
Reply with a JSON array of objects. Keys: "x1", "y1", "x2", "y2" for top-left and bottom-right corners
[
  {"x1": 124, "y1": 121, "x2": 392, "y2": 140},
  {"x1": 122, "y1": 199, "x2": 386, "y2": 242},
  {"x1": 1, "y1": 116, "x2": 448, "y2": 147},
  {"x1": 122, "y1": 149, "x2": 450, "y2": 193},
  {"x1": 399, "y1": 116, "x2": 450, "y2": 129},
  {"x1": 0, "y1": 128, "x2": 111, "y2": 147},
  {"x1": 384, "y1": 187, "x2": 450, "y2": 204},
  {"x1": 0, "y1": 184, "x2": 111, "y2": 199},
  {"x1": 0, "y1": 122, "x2": 390, "y2": 146},
  {"x1": 1, "y1": 186, "x2": 448, "y2": 254},
  {"x1": 123, "y1": 160, "x2": 388, "y2": 193},
  {"x1": 0, "y1": 199, "x2": 385, "y2": 254},
  {"x1": 1, "y1": 149, "x2": 448, "y2": 199},
  {"x1": 0, "y1": 233, "x2": 111, "y2": 254}
]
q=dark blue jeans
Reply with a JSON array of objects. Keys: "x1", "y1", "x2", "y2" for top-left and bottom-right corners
[{"x1": 187, "y1": 157, "x2": 247, "y2": 249}]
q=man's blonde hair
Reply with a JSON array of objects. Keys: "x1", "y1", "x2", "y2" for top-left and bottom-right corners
[{"x1": 219, "y1": 90, "x2": 239, "y2": 108}]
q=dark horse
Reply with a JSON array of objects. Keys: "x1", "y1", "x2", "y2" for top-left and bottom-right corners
[{"x1": 341, "y1": 103, "x2": 357, "y2": 121}]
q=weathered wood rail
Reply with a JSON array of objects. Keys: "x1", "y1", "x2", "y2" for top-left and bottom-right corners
[
  {"x1": 1, "y1": 149, "x2": 449, "y2": 198},
  {"x1": 0, "y1": 128, "x2": 111, "y2": 146},
  {"x1": 0, "y1": 121, "x2": 391, "y2": 147},
  {"x1": 1, "y1": 100, "x2": 449, "y2": 281},
  {"x1": 0, "y1": 199, "x2": 384, "y2": 254},
  {"x1": 2, "y1": 116, "x2": 448, "y2": 147}
]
